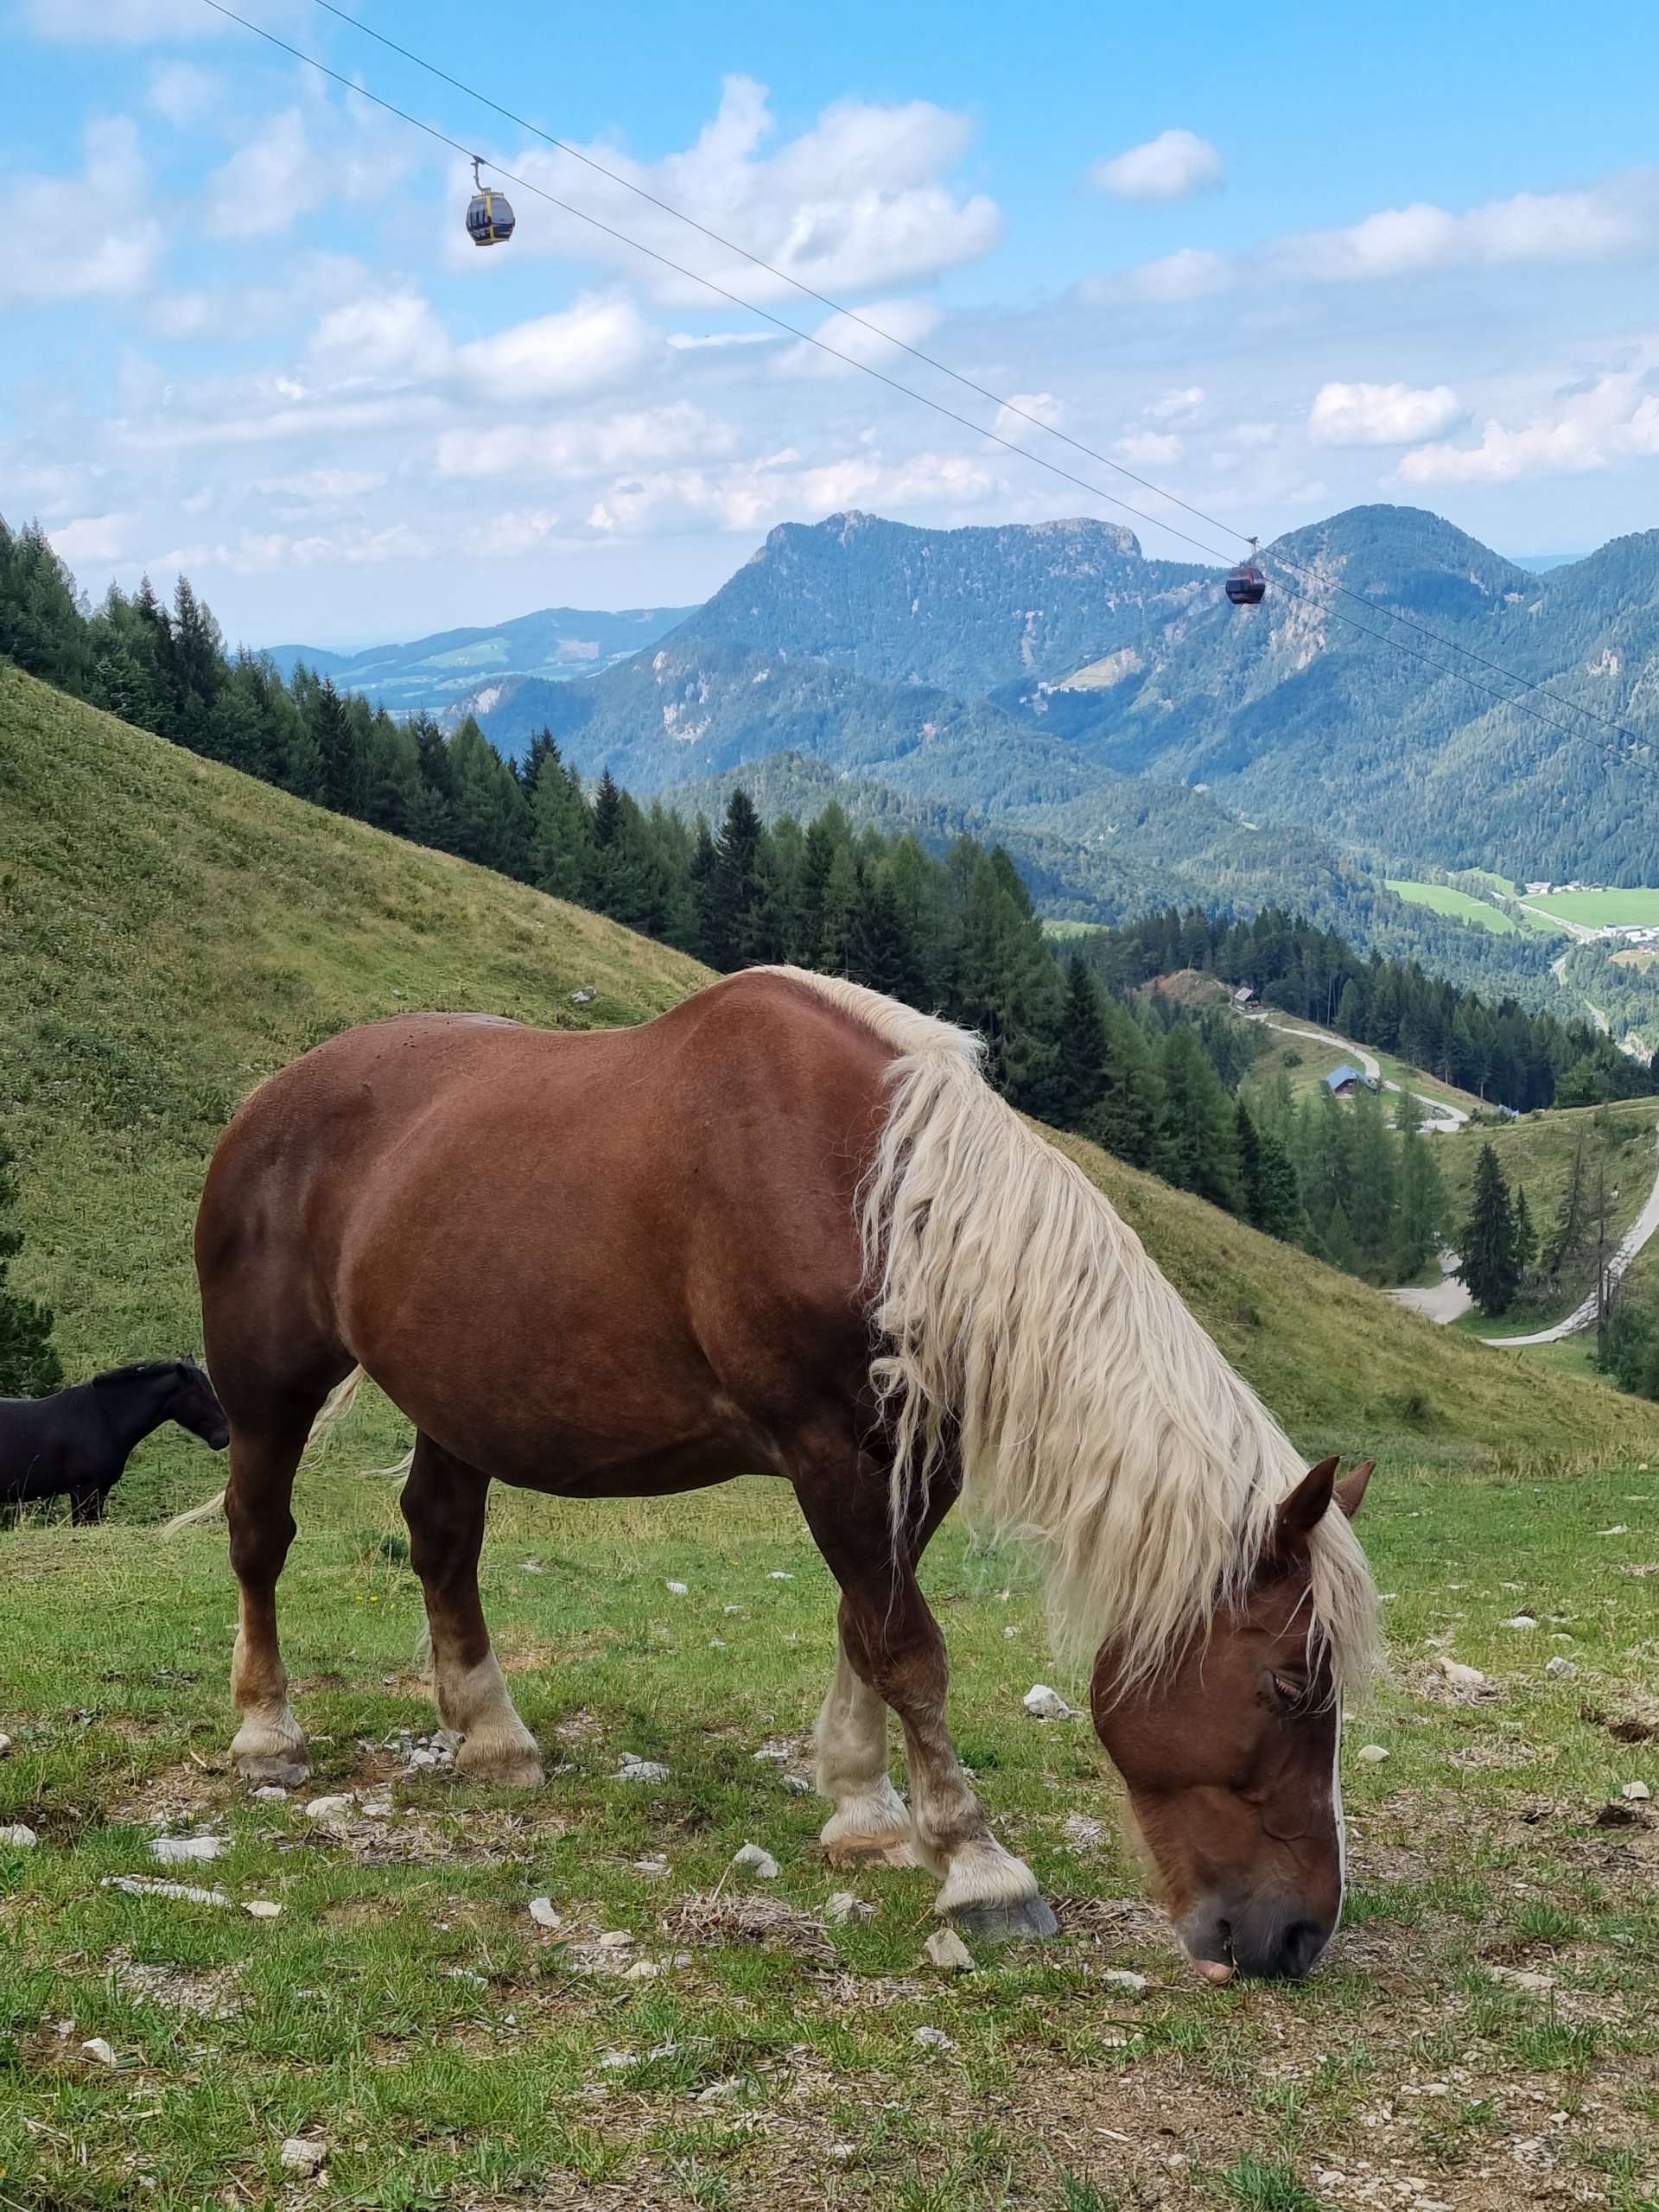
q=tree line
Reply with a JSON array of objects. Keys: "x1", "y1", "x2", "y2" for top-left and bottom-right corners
[{"x1": 1075, "y1": 904, "x2": 1654, "y2": 1115}]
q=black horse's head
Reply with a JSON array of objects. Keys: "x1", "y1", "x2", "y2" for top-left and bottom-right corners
[{"x1": 171, "y1": 1357, "x2": 231, "y2": 1451}]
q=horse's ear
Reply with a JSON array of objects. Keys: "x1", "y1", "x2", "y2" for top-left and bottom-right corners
[
  {"x1": 1276, "y1": 1456, "x2": 1339, "y2": 1548},
  {"x1": 1334, "y1": 1460, "x2": 1375, "y2": 1520}
]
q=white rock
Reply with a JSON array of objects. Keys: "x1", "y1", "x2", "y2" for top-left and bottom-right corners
[
  {"x1": 1023, "y1": 1684, "x2": 1073, "y2": 1720},
  {"x1": 924, "y1": 1927, "x2": 975, "y2": 1973},
  {"x1": 149, "y1": 1834, "x2": 225, "y2": 1865},
  {"x1": 1545, "y1": 1656, "x2": 1578, "y2": 1679},
  {"x1": 595, "y1": 1929, "x2": 633, "y2": 1948},
  {"x1": 1489, "y1": 1965, "x2": 1554, "y2": 1993},
  {"x1": 768, "y1": 1570, "x2": 794, "y2": 1580},
  {"x1": 250, "y1": 1784, "x2": 288, "y2": 1802},
  {"x1": 708, "y1": 1638, "x2": 728, "y2": 1649},
  {"x1": 0, "y1": 1732, "x2": 12, "y2": 1757},
  {"x1": 1101, "y1": 1967, "x2": 1149, "y2": 1994},
  {"x1": 1357, "y1": 1744, "x2": 1389, "y2": 1764},
  {"x1": 665, "y1": 1580, "x2": 689, "y2": 1596},
  {"x1": 103, "y1": 1875, "x2": 232, "y2": 1907},
  {"x1": 0, "y1": 1823, "x2": 38, "y2": 1849},
  {"x1": 80, "y1": 2037, "x2": 118, "y2": 2066},
  {"x1": 825, "y1": 1891, "x2": 874, "y2": 1924},
  {"x1": 279, "y1": 2138, "x2": 327, "y2": 2176},
  {"x1": 912, "y1": 2025, "x2": 954, "y2": 2050},
  {"x1": 405, "y1": 1748, "x2": 441, "y2": 1771},
  {"x1": 598, "y1": 2049, "x2": 635, "y2": 2070},
  {"x1": 614, "y1": 1755, "x2": 670, "y2": 1784},
  {"x1": 781, "y1": 1774, "x2": 810, "y2": 1795},
  {"x1": 1501, "y1": 1614, "x2": 1538, "y2": 1630},
  {"x1": 518, "y1": 1560, "x2": 543, "y2": 1573},
  {"x1": 1437, "y1": 1657, "x2": 1486, "y2": 1689},
  {"x1": 304, "y1": 1795, "x2": 354, "y2": 1823},
  {"x1": 244, "y1": 1900, "x2": 283, "y2": 1920},
  {"x1": 1598, "y1": 1526, "x2": 1630, "y2": 1537},
  {"x1": 1621, "y1": 1781, "x2": 1652, "y2": 1802},
  {"x1": 632, "y1": 1854, "x2": 669, "y2": 1877},
  {"x1": 624, "y1": 1958, "x2": 663, "y2": 1980},
  {"x1": 528, "y1": 1897, "x2": 562, "y2": 1929},
  {"x1": 731, "y1": 1841, "x2": 780, "y2": 1879}
]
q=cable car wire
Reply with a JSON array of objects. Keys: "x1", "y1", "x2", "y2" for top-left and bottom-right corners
[
  {"x1": 298, "y1": 0, "x2": 1648, "y2": 751},
  {"x1": 201, "y1": 0, "x2": 1649, "y2": 760}
]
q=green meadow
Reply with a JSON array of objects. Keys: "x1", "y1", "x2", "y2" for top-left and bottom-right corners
[{"x1": 1524, "y1": 888, "x2": 1659, "y2": 931}]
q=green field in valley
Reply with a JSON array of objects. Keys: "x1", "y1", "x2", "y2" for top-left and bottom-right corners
[
  {"x1": 6, "y1": 672, "x2": 1659, "y2": 2207},
  {"x1": 1523, "y1": 887, "x2": 1659, "y2": 931},
  {"x1": 1386, "y1": 880, "x2": 1522, "y2": 935}
]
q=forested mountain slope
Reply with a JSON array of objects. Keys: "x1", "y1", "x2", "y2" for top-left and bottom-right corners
[{"x1": 471, "y1": 504, "x2": 1659, "y2": 887}]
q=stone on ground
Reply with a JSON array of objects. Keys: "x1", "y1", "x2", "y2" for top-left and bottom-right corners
[
  {"x1": 279, "y1": 2138, "x2": 327, "y2": 2176},
  {"x1": 731, "y1": 1841, "x2": 780, "y2": 1878},
  {"x1": 1022, "y1": 1684, "x2": 1073, "y2": 1719},
  {"x1": 0, "y1": 1823, "x2": 38, "y2": 1848},
  {"x1": 924, "y1": 1926, "x2": 975, "y2": 1973}
]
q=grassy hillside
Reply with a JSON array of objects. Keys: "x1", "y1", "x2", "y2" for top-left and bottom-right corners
[
  {"x1": 1433, "y1": 1096, "x2": 1659, "y2": 1259},
  {"x1": 0, "y1": 666, "x2": 706, "y2": 1510},
  {"x1": 5, "y1": 662, "x2": 1657, "y2": 1522}
]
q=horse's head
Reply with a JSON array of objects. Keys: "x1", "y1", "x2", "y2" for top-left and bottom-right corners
[
  {"x1": 1090, "y1": 1455, "x2": 1373, "y2": 1984},
  {"x1": 172, "y1": 1357, "x2": 231, "y2": 1451}
]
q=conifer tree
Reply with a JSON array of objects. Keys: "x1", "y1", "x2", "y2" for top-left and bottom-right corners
[
  {"x1": 1159, "y1": 1023, "x2": 1241, "y2": 1211},
  {"x1": 0, "y1": 1138, "x2": 61, "y2": 1397},
  {"x1": 1457, "y1": 1141, "x2": 1521, "y2": 1317},
  {"x1": 1084, "y1": 999, "x2": 1168, "y2": 1172},
  {"x1": 1049, "y1": 956, "x2": 1109, "y2": 1129},
  {"x1": 1236, "y1": 1099, "x2": 1305, "y2": 1241}
]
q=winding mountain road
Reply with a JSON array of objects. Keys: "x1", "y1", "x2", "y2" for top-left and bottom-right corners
[
  {"x1": 1480, "y1": 1122, "x2": 1659, "y2": 1346},
  {"x1": 1255, "y1": 1015, "x2": 1470, "y2": 1132}
]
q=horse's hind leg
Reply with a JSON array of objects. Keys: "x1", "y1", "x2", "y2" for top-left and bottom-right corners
[
  {"x1": 401, "y1": 1434, "x2": 543, "y2": 1789},
  {"x1": 226, "y1": 1417, "x2": 313, "y2": 1786}
]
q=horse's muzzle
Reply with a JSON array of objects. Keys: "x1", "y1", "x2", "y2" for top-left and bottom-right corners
[{"x1": 1178, "y1": 1896, "x2": 1333, "y2": 1982}]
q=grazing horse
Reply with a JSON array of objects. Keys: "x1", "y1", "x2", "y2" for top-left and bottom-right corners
[
  {"x1": 195, "y1": 969, "x2": 1377, "y2": 1978},
  {"x1": 0, "y1": 1359, "x2": 230, "y2": 1523}
]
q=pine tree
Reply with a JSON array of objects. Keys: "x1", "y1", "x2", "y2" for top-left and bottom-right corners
[
  {"x1": 1049, "y1": 957, "x2": 1110, "y2": 1129},
  {"x1": 1391, "y1": 1116, "x2": 1446, "y2": 1281},
  {"x1": 1321, "y1": 1198, "x2": 1360, "y2": 1275},
  {"x1": 1236, "y1": 1099, "x2": 1305, "y2": 1240},
  {"x1": 1159, "y1": 1023, "x2": 1241, "y2": 1211},
  {"x1": 1457, "y1": 1141, "x2": 1521, "y2": 1317},
  {"x1": 702, "y1": 791, "x2": 765, "y2": 970},
  {"x1": 1545, "y1": 1138, "x2": 1589, "y2": 1284},
  {"x1": 1083, "y1": 999, "x2": 1168, "y2": 1172},
  {"x1": 0, "y1": 1138, "x2": 62, "y2": 1396}
]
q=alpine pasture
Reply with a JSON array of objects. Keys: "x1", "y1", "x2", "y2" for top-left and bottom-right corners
[{"x1": 3, "y1": 673, "x2": 1659, "y2": 2209}]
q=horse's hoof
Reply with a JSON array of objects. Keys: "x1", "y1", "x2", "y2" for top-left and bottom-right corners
[
  {"x1": 945, "y1": 1894, "x2": 1060, "y2": 1943},
  {"x1": 821, "y1": 1833, "x2": 917, "y2": 1869},
  {"x1": 456, "y1": 1749, "x2": 545, "y2": 1790},
  {"x1": 237, "y1": 1756, "x2": 311, "y2": 1789}
]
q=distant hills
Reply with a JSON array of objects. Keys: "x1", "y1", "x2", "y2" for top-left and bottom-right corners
[{"x1": 264, "y1": 601, "x2": 695, "y2": 715}]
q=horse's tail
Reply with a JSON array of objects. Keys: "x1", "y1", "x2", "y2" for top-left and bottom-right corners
[{"x1": 162, "y1": 1364, "x2": 369, "y2": 1535}]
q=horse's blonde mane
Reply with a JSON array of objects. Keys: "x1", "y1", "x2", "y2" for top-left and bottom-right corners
[{"x1": 758, "y1": 967, "x2": 1379, "y2": 1694}]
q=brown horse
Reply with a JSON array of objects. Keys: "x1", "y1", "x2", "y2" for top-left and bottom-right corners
[{"x1": 194, "y1": 967, "x2": 1377, "y2": 1978}]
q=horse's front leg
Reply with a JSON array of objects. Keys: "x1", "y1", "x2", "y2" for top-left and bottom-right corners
[
  {"x1": 401, "y1": 1435, "x2": 543, "y2": 1789},
  {"x1": 797, "y1": 1440, "x2": 1055, "y2": 1940}
]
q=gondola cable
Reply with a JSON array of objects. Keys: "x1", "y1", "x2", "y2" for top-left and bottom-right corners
[
  {"x1": 199, "y1": 0, "x2": 1649, "y2": 760},
  {"x1": 298, "y1": 0, "x2": 1649, "y2": 751}
]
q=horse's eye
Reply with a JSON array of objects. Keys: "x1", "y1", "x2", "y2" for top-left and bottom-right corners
[{"x1": 1269, "y1": 1672, "x2": 1308, "y2": 1711}]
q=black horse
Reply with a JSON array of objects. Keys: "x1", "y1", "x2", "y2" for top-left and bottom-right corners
[{"x1": 0, "y1": 1359, "x2": 230, "y2": 1523}]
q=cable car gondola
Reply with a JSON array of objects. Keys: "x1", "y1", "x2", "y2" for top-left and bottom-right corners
[
  {"x1": 1226, "y1": 537, "x2": 1267, "y2": 607},
  {"x1": 465, "y1": 157, "x2": 515, "y2": 247}
]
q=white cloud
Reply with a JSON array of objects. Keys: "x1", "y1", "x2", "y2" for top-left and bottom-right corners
[
  {"x1": 1123, "y1": 247, "x2": 1231, "y2": 303},
  {"x1": 434, "y1": 404, "x2": 734, "y2": 482},
  {"x1": 454, "y1": 297, "x2": 660, "y2": 402},
  {"x1": 1146, "y1": 385, "x2": 1205, "y2": 423},
  {"x1": 667, "y1": 330, "x2": 777, "y2": 350},
  {"x1": 1397, "y1": 372, "x2": 1659, "y2": 482},
  {"x1": 0, "y1": 121, "x2": 160, "y2": 308},
  {"x1": 48, "y1": 514, "x2": 129, "y2": 564},
  {"x1": 257, "y1": 469, "x2": 389, "y2": 504},
  {"x1": 1090, "y1": 129, "x2": 1224, "y2": 205},
  {"x1": 1308, "y1": 381, "x2": 1466, "y2": 446},
  {"x1": 205, "y1": 111, "x2": 333, "y2": 240},
  {"x1": 504, "y1": 75, "x2": 1001, "y2": 304},
  {"x1": 1114, "y1": 429, "x2": 1184, "y2": 467},
  {"x1": 784, "y1": 299, "x2": 943, "y2": 377},
  {"x1": 1285, "y1": 173, "x2": 1659, "y2": 280},
  {"x1": 993, "y1": 391, "x2": 1064, "y2": 442},
  {"x1": 306, "y1": 293, "x2": 450, "y2": 387}
]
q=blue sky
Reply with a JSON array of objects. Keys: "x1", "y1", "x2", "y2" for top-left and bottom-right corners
[{"x1": 6, "y1": 0, "x2": 1659, "y2": 645}]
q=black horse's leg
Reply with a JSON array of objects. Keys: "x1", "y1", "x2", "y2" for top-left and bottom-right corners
[
  {"x1": 401, "y1": 1433, "x2": 543, "y2": 1789},
  {"x1": 68, "y1": 1484, "x2": 107, "y2": 1526},
  {"x1": 794, "y1": 1422, "x2": 1055, "y2": 1940}
]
